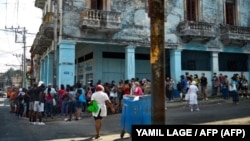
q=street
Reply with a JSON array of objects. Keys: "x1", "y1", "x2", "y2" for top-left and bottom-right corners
[{"x1": 0, "y1": 96, "x2": 250, "y2": 141}]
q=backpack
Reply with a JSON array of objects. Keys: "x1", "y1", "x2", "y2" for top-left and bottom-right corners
[{"x1": 79, "y1": 93, "x2": 86, "y2": 103}]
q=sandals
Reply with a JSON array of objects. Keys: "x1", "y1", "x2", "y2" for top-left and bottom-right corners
[{"x1": 95, "y1": 135, "x2": 100, "y2": 139}]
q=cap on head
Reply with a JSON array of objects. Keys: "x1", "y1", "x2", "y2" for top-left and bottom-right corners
[
  {"x1": 38, "y1": 81, "x2": 44, "y2": 87},
  {"x1": 191, "y1": 81, "x2": 196, "y2": 85}
]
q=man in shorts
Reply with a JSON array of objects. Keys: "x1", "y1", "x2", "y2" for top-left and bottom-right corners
[{"x1": 32, "y1": 81, "x2": 46, "y2": 125}]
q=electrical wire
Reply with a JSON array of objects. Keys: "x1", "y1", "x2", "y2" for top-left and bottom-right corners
[{"x1": 16, "y1": 0, "x2": 19, "y2": 25}]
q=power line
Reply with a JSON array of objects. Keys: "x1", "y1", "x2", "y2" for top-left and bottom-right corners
[
  {"x1": 4, "y1": 26, "x2": 27, "y2": 88},
  {"x1": 0, "y1": 28, "x2": 36, "y2": 35}
]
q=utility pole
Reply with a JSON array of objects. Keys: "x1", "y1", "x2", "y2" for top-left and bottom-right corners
[
  {"x1": 5, "y1": 26, "x2": 27, "y2": 88},
  {"x1": 13, "y1": 53, "x2": 23, "y2": 79},
  {"x1": 149, "y1": 0, "x2": 166, "y2": 124}
]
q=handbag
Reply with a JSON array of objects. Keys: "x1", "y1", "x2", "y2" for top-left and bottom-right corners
[
  {"x1": 184, "y1": 93, "x2": 190, "y2": 101},
  {"x1": 52, "y1": 98, "x2": 56, "y2": 106},
  {"x1": 87, "y1": 100, "x2": 99, "y2": 113}
]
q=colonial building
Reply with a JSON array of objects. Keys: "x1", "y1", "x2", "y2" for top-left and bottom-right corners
[{"x1": 30, "y1": 0, "x2": 250, "y2": 93}]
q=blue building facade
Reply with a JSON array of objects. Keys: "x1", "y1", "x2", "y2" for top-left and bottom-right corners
[{"x1": 31, "y1": 0, "x2": 250, "y2": 94}]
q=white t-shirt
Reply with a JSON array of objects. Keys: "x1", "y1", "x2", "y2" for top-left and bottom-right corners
[
  {"x1": 91, "y1": 91, "x2": 110, "y2": 117},
  {"x1": 44, "y1": 87, "x2": 57, "y2": 94}
]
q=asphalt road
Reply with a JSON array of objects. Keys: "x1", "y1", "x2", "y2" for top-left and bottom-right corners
[
  {"x1": 0, "y1": 96, "x2": 249, "y2": 141},
  {"x1": 166, "y1": 99, "x2": 250, "y2": 125}
]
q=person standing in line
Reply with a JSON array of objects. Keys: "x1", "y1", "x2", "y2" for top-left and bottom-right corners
[
  {"x1": 221, "y1": 75, "x2": 229, "y2": 100},
  {"x1": 58, "y1": 84, "x2": 67, "y2": 116},
  {"x1": 180, "y1": 75, "x2": 188, "y2": 101},
  {"x1": 133, "y1": 81, "x2": 143, "y2": 96},
  {"x1": 165, "y1": 76, "x2": 174, "y2": 101},
  {"x1": 16, "y1": 88, "x2": 25, "y2": 119},
  {"x1": 142, "y1": 78, "x2": 151, "y2": 95},
  {"x1": 117, "y1": 79, "x2": 124, "y2": 111},
  {"x1": 64, "y1": 85, "x2": 77, "y2": 121},
  {"x1": 229, "y1": 75, "x2": 239, "y2": 104},
  {"x1": 123, "y1": 80, "x2": 131, "y2": 96},
  {"x1": 44, "y1": 87, "x2": 54, "y2": 119},
  {"x1": 212, "y1": 73, "x2": 220, "y2": 96},
  {"x1": 32, "y1": 81, "x2": 46, "y2": 125},
  {"x1": 200, "y1": 73, "x2": 208, "y2": 100},
  {"x1": 75, "y1": 89, "x2": 85, "y2": 120},
  {"x1": 27, "y1": 83, "x2": 37, "y2": 123},
  {"x1": 130, "y1": 78, "x2": 136, "y2": 95},
  {"x1": 89, "y1": 84, "x2": 115, "y2": 139},
  {"x1": 187, "y1": 81, "x2": 200, "y2": 112}
]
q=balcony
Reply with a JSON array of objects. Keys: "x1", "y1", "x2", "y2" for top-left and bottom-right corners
[
  {"x1": 220, "y1": 25, "x2": 250, "y2": 46},
  {"x1": 79, "y1": 9, "x2": 122, "y2": 33},
  {"x1": 35, "y1": 0, "x2": 45, "y2": 9},
  {"x1": 177, "y1": 21, "x2": 216, "y2": 43},
  {"x1": 39, "y1": 12, "x2": 59, "y2": 39},
  {"x1": 32, "y1": 32, "x2": 52, "y2": 55}
]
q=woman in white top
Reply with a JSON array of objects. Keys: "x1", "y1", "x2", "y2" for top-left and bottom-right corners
[
  {"x1": 187, "y1": 81, "x2": 200, "y2": 112},
  {"x1": 90, "y1": 84, "x2": 115, "y2": 139}
]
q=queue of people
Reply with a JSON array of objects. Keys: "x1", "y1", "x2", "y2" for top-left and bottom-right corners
[
  {"x1": 7, "y1": 78, "x2": 152, "y2": 123},
  {"x1": 177, "y1": 72, "x2": 249, "y2": 112},
  {"x1": 6, "y1": 73, "x2": 248, "y2": 130}
]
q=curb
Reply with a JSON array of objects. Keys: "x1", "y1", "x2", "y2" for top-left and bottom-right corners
[
  {"x1": 166, "y1": 97, "x2": 250, "y2": 109},
  {"x1": 166, "y1": 98, "x2": 227, "y2": 109}
]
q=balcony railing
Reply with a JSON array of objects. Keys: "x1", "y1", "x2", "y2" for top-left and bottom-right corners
[
  {"x1": 43, "y1": 12, "x2": 54, "y2": 24},
  {"x1": 177, "y1": 21, "x2": 216, "y2": 43},
  {"x1": 39, "y1": 12, "x2": 59, "y2": 39},
  {"x1": 79, "y1": 9, "x2": 122, "y2": 32},
  {"x1": 220, "y1": 25, "x2": 250, "y2": 46}
]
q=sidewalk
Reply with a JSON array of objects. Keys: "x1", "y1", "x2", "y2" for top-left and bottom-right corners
[{"x1": 166, "y1": 96, "x2": 229, "y2": 109}]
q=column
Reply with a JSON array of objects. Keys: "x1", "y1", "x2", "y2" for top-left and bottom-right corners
[
  {"x1": 58, "y1": 40, "x2": 76, "y2": 87},
  {"x1": 248, "y1": 54, "x2": 250, "y2": 83},
  {"x1": 170, "y1": 49, "x2": 182, "y2": 83},
  {"x1": 47, "y1": 53, "x2": 54, "y2": 85},
  {"x1": 125, "y1": 45, "x2": 135, "y2": 80},
  {"x1": 211, "y1": 52, "x2": 219, "y2": 74},
  {"x1": 40, "y1": 59, "x2": 45, "y2": 82},
  {"x1": 44, "y1": 56, "x2": 48, "y2": 84}
]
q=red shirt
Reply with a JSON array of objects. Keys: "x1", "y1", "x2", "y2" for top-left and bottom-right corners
[{"x1": 134, "y1": 86, "x2": 143, "y2": 96}]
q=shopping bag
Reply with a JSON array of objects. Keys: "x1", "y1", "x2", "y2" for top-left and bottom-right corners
[{"x1": 184, "y1": 93, "x2": 190, "y2": 101}]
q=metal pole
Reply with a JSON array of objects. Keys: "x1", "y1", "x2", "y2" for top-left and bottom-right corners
[
  {"x1": 23, "y1": 27, "x2": 26, "y2": 88},
  {"x1": 149, "y1": 0, "x2": 166, "y2": 124}
]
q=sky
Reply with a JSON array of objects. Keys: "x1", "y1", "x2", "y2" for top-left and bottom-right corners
[{"x1": 0, "y1": 0, "x2": 42, "y2": 73}]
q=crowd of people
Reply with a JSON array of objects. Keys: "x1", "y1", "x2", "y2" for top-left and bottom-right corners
[
  {"x1": 5, "y1": 74, "x2": 249, "y2": 138},
  {"x1": 174, "y1": 72, "x2": 249, "y2": 112},
  {"x1": 6, "y1": 78, "x2": 154, "y2": 139},
  {"x1": 7, "y1": 77, "x2": 153, "y2": 122}
]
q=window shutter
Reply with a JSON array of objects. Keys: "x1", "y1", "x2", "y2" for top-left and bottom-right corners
[
  {"x1": 186, "y1": 0, "x2": 197, "y2": 21},
  {"x1": 225, "y1": 3, "x2": 235, "y2": 25},
  {"x1": 91, "y1": 0, "x2": 97, "y2": 9}
]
